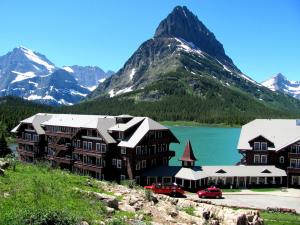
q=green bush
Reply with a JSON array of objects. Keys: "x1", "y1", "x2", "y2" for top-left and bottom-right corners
[
  {"x1": 183, "y1": 206, "x2": 195, "y2": 216},
  {"x1": 144, "y1": 189, "x2": 153, "y2": 202}
]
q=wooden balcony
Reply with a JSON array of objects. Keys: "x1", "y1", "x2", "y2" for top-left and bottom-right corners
[
  {"x1": 53, "y1": 156, "x2": 74, "y2": 165},
  {"x1": 73, "y1": 148, "x2": 105, "y2": 157},
  {"x1": 288, "y1": 152, "x2": 300, "y2": 158},
  {"x1": 16, "y1": 138, "x2": 39, "y2": 146},
  {"x1": 17, "y1": 148, "x2": 36, "y2": 157},
  {"x1": 74, "y1": 161, "x2": 103, "y2": 172},
  {"x1": 136, "y1": 150, "x2": 175, "y2": 160},
  {"x1": 45, "y1": 131, "x2": 76, "y2": 138},
  {"x1": 287, "y1": 167, "x2": 300, "y2": 174}
]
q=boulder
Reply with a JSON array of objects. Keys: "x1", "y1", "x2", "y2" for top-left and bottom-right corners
[
  {"x1": 0, "y1": 160, "x2": 9, "y2": 169},
  {"x1": 90, "y1": 192, "x2": 119, "y2": 209},
  {"x1": 236, "y1": 214, "x2": 247, "y2": 225},
  {"x1": 0, "y1": 168, "x2": 4, "y2": 176},
  {"x1": 80, "y1": 221, "x2": 89, "y2": 225},
  {"x1": 119, "y1": 203, "x2": 136, "y2": 212}
]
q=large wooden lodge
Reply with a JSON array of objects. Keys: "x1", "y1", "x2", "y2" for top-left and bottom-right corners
[{"x1": 12, "y1": 113, "x2": 179, "y2": 183}]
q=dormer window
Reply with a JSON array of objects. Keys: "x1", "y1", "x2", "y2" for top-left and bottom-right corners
[
  {"x1": 254, "y1": 142, "x2": 260, "y2": 150},
  {"x1": 261, "y1": 142, "x2": 267, "y2": 150}
]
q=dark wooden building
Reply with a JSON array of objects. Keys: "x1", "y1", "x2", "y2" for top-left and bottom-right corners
[
  {"x1": 238, "y1": 119, "x2": 300, "y2": 187},
  {"x1": 12, "y1": 113, "x2": 179, "y2": 182}
]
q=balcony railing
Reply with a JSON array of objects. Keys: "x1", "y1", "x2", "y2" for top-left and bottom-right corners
[
  {"x1": 74, "y1": 161, "x2": 103, "y2": 172},
  {"x1": 135, "y1": 150, "x2": 175, "y2": 160},
  {"x1": 17, "y1": 148, "x2": 36, "y2": 157},
  {"x1": 73, "y1": 148, "x2": 106, "y2": 156},
  {"x1": 16, "y1": 138, "x2": 39, "y2": 145},
  {"x1": 288, "y1": 152, "x2": 300, "y2": 158},
  {"x1": 45, "y1": 131, "x2": 76, "y2": 138},
  {"x1": 287, "y1": 167, "x2": 300, "y2": 173}
]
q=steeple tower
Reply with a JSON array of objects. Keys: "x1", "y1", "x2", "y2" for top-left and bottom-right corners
[{"x1": 180, "y1": 140, "x2": 197, "y2": 167}]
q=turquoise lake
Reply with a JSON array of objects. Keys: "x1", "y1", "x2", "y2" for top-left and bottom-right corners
[{"x1": 168, "y1": 126, "x2": 241, "y2": 166}]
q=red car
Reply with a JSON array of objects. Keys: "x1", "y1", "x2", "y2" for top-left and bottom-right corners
[
  {"x1": 197, "y1": 187, "x2": 222, "y2": 198},
  {"x1": 144, "y1": 183, "x2": 185, "y2": 196}
]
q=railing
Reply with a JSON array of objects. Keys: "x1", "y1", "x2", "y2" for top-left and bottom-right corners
[
  {"x1": 45, "y1": 131, "x2": 76, "y2": 138},
  {"x1": 73, "y1": 148, "x2": 106, "y2": 156},
  {"x1": 288, "y1": 152, "x2": 300, "y2": 158},
  {"x1": 287, "y1": 167, "x2": 300, "y2": 173},
  {"x1": 135, "y1": 150, "x2": 175, "y2": 159},
  {"x1": 16, "y1": 138, "x2": 39, "y2": 145},
  {"x1": 74, "y1": 161, "x2": 103, "y2": 172},
  {"x1": 53, "y1": 156, "x2": 74, "y2": 164},
  {"x1": 17, "y1": 148, "x2": 36, "y2": 157}
]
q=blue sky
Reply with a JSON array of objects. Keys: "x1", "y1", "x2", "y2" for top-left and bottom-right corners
[{"x1": 0, "y1": 0, "x2": 299, "y2": 81}]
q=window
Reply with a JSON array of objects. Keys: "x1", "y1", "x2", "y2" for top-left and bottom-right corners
[
  {"x1": 261, "y1": 142, "x2": 267, "y2": 150},
  {"x1": 83, "y1": 141, "x2": 87, "y2": 150},
  {"x1": 163, "y1": 157, "x2": 168, "y2": 165},
  {"x1": 279, "y1": 156, "x2": 284, "y2": 164},
  {"x1": 87, "y1": 129, "x2": 93, "y2": 137},
  {"x1": 254, "y1": 142, "x2": 260, "y2": 150},
  {"x1": 77, "y1": 140, "x2": 81, "y2": 148},
  {"x1": 290, "y1": 159, "x2": 300, "y2": 168},
  {"x1": 121, "y1": 147, "x2": 126, "y2": 154},
  {"x1": 261, "y1": 155, "x2": 268, "y2": 164},
  {"x1": 96, "y1": 158, "x2": 105, "y2": 167},
  {"x1": 291, "y1": 176, "x2": 300, "y2": 185},
  {"x1": 153, "y1": 145, "x2": 156, "y2": 154},
  {"x1": 151, "y1": 159, "x2": 156, "y2": 166},
  {"x1": 142, "y1": 146, "x2": 147, "y2": 155},
  {"x1": 87, "y1": 142, "x2": 92, "y2": 150},
  {"x1": 142, "y1": 160, "x2": 146, "y2": 169},
  {"x1": 33, "y1": 135, "x2": 39, "y2": 142},
  {"x1": 136, "y1": 146, "x2": 141, "y2": 155},
  {"x1": 136, "y1": 161, "x2": 141, "y2": 170},
  {"x1": 117, "y1": 159, "x2": 122, "y2": 168},
  {"x1": 101, "y1": 144, "x2": 107, "y2": 153},
  {"x1": 120, "y1": 175, "x2": 126, "y2": 181},
  {"x1": 112, "y1": 159, "x2": 116, "y2": 166},
  {"x1": 254, "y1": 154, "x2": 260, "y2": 164},
  {"x1": 83, "y1": 156, "x2": 87, "y2": 164},
  {"x1": 118, "y1": 132, "x2": 124, "y2": 140},
  {"x1": 96, "y1": 143, "x2": 101, "y2": 152},
  {"x1": 297, "y1": 145, "x2": 300, "y2": 154}
]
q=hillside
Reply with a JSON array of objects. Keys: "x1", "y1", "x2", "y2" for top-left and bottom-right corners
[{"x1": 88, "y1": 6, "x2": 300, "y2": 119}]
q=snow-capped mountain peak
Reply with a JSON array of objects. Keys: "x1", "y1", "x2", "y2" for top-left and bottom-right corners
[
  {"x1": 0, "y1": 47, "x2": 114, "y2": 105},
  {"x1": 262, "y1": 73, "x2": 300, "y2": 100}
]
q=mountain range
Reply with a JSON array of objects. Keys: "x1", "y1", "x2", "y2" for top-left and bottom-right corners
[
  {"x1": 0, "y1": 5, "x2": 299, "y2": 125},
  {"x1": 0, "y1": 47, "x2": 113, "y2": 105},
  {"x1": 262, "y1": 73, "x2": 300, "y2": 100}
]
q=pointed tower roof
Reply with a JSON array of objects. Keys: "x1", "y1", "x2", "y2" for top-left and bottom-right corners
[{"x1": 180, "y1": 140, "x2": 197, "y2": 162}]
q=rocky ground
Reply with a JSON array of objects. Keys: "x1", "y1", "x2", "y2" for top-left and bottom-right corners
[
  {"x1": 0, "y1": 160, "x2": 264, "y2": 225},
  {"x1": 83, "y1": 180, "x2": 264, "y2": 225}
]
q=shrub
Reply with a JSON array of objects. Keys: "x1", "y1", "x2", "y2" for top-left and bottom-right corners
[
  {"x1": 121, "y1": 179, "x2": 139, "y2": 189},
  {"x1": 21, "y1": 208, "x2": 78, "y2": 225},
  {"x1": 183, "y1": 206, "x2": 195, "y2": 216},
  {"x1": 144, "y1": 189, "x2": 153, "y2": 202}
]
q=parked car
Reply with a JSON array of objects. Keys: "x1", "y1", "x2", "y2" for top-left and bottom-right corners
[
  {"x1": 144, "y1": 183, "x2": 185, "y2": 196},
  {"x1": 197, "y1": 186, "x2": 222, "y2": 198}
]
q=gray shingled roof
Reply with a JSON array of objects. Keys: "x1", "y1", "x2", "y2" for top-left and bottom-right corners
[
  {"x1": 118, "y1": 117, "x2": 179, "y2": 148},
  {"x1": 238, "y1": 119, "x2": 300, "y2": 151}
]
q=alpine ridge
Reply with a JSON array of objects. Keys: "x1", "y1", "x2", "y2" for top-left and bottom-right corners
[{"x1": 0, "y1": 47, "x2": 113, "y2": 105}]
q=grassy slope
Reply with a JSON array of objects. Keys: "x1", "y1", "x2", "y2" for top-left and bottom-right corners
[
  {"x1": 0, "y1": 162, "x2": 111, "y2": 225},
  {"x1": 261, "y1": 211, "x2": 300, "y2": 225}
]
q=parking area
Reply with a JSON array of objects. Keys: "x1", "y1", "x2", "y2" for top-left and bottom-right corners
[{"x1": 188, "y1": 192, "x2": 300, "y2": 213}]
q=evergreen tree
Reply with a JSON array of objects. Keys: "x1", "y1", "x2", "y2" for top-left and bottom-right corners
[{"x1": 0, "y1": 133, "x2": 11, "y2": 157}]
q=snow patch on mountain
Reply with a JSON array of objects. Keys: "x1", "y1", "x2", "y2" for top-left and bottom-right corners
[
  {"x1": 174, "y1": 38, "x2": 204, "y2": 57},
  {"x1": 63, "y1": 66, "x2": 74, "y2": 73},
  {"x1": 19, "y1": 46, "x2": 55, "y2": 71},
  {"x1": 11, "y1": 71, "x2": 36, "y2": 83},
  {"x1": 129, "y1": 68, "x2": 136, "y2": 80}
]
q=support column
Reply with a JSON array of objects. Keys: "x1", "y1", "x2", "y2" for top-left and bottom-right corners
[
  {"x1": 236, "y1": 177, "x2": 239, "y2": 188},
  {"x1": 280, "y1": 176, "x2": 282, "y2": 185},
  {"x1": 272, "y1": 177, "x2": 276, "y2": 185},
  {"x1": 189, "y1": 180, "x2": 191, "y2": 188},
  {"x1": 231, "y1": 177, "x2": 234, "y2": 185},
  {"x1": 264, "y1": 177, "x2": 267, "y2": 185},
  {"x1": 257, "y1": 177, "x2": 259, "y2": 185}
]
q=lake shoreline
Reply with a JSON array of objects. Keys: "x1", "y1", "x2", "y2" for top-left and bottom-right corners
[{"x1": 160, "y1": 121, "x2": 241, "y2": 128}]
